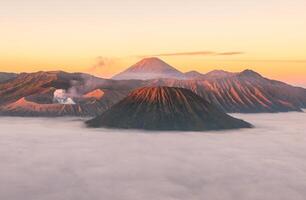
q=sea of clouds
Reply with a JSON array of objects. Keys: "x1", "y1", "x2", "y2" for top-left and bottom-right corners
[{"x1": 0, "y1": 111, "x2": 306, "y2": 200}]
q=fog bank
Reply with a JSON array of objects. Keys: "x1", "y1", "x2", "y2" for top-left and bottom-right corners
[{"x1": 0, "y1": 112, "x2": 306, "y2": 200}]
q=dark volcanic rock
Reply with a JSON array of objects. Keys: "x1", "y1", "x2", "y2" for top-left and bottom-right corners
[{"x1": 86, "y1": 87, "x2": 252, "y2": 131}]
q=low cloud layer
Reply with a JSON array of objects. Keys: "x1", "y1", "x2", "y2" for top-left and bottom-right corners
[
  {"x1": 0, "y1": 111, "x2": 306, "y2": 200},
  {"x1": 139, "y1": 51, "x2": 244, "y2": 57},
  {"x1": 224, "y1": 59, "x2": 306, "y2": 63}
]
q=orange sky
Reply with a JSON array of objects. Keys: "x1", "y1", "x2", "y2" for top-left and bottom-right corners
[{"x1": 0, "y1": 0, "x2": 305, "y2": 86}]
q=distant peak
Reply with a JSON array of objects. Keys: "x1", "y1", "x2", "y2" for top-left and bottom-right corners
[
  {"x1": 185, "y1": 70, "x2": 202, "y2": 75},
  {"x1": 204, "y1": 70, "x2": 234, "y2": 78},
  {"x1": 239, "y1": 69, "x2": 262, "y2": 77},
  {"x1": 136, "y1": 57, "x2": 168, "y2": 66},
  {"x1": 208, "y1": 69, "x2": 230, "y2": 74},
  {"x1": 184, "y1": 70, "x2": 205, "y2": 79},
  {"x1": 112, "y1": 57, "x2": 184, "y2": 80},
  {"x1": 140, "y1": 57, "x2": 162, "y2": 62}
]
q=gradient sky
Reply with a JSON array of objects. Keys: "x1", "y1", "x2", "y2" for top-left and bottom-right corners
[{"x1": 0, "y1": 0, "x2": 305, "y2": 86}]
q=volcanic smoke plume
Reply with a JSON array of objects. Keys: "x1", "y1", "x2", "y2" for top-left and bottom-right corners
[{"x1": 53, "y1": 89, "x2": 75, "y2": 104}]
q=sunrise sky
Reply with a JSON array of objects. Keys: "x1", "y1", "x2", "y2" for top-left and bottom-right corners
[{"x1": 0, "y1": 0, "x2": 305, "y2": 86}]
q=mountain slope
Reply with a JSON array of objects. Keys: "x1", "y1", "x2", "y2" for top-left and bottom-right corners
[
  {"x1": 86, "y1": 87, "x2": 252, "y2": 131},
  {"x1": 112, "y1": 57, "x2": 185, "y2": 80},
  {"x1": 0, "y1": 71, "x2": 129, "y2": 116},
  {"x1": 0, "y1": 72, "x2": 18, "y2": 83},
  {"x1": 0, "y1": 97, "x2": 119, "y2": 117},
  {"x1": 145, "y1": 70, "x2": 305, "y2": 113},
  {"x1": 110, "y1": 57, "x2": 306, "y2": 112}
]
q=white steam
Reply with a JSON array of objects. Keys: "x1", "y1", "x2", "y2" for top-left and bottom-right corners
[
  {"x1": 86, "y1": 56, "x2": 119, "y2": 78},
  {"x1": 53, "y1": 89, "x2": 75, "y2": 104}
]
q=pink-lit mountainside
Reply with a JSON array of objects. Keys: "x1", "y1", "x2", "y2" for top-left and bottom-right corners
[
  {"x1": 0, "y1": 58, "x2": 306, "y2": 116},
  {"x1": 86, "y1": 87, "x2": 252, "y2": 131},
  {"x1": 112, "y1": 57, "x2": 185, "y2": 80}
]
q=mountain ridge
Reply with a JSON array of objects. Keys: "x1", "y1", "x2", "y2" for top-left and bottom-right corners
[
  {"x1": 1, "y1": 58, "x2": 306, "y2": 116},
  {"x1": 0, "y1": 72, "x2": 18, "y2": 83}
]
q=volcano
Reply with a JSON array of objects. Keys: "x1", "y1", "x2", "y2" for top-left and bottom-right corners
[
  {"x1": 86, "y1": 87, "x2": 252, "y2": 131},
  {"x1": 0, "y1": 71, "x2": 129, "y2": 116},
  {"x1": 112, "y1": 57, "x2": 185, "y2": 80}
]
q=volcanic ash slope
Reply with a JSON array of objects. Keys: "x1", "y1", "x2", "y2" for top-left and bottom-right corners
[{"x1": 86, "y1": 87, "x2": 252, "y2": 131}]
